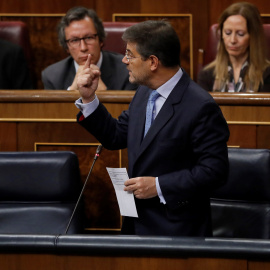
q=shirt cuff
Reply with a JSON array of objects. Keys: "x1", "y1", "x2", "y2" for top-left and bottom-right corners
[
  {"x1": 155, "y1": 177, "x2": 166, "y2": 204},
  {"x1": 75, "y1": 95, "x2": 99, "y2": 118}
]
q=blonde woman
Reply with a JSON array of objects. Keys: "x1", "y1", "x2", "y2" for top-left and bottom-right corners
[{"x1": 198, "y1": 2, "x2": 270, "y2": 92}]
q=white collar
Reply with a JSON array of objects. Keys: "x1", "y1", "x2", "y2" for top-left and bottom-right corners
[{"x1": 156, "y1": 67, "x2": 183, "y2": 98}]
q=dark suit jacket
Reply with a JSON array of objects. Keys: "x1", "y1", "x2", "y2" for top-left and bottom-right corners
[
  {"x1": 0, "y1": 39, "x2": 33, "y2": 89},
  {"x1": 77, "y1": 70, "x2": 230, "y2": 237},
  {"x1": 42, "y1": 50, "x2": 137, "y2": 90},
  {"x1": 197, "y1": 66, "x2": 270, "y2": 92}
]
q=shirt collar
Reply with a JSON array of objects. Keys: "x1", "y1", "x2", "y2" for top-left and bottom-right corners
[{"x1": 156, "y1": 67, "x2": 183, "y2": 99}]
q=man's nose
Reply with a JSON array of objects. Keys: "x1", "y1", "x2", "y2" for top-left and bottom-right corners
[
  {"x1": 80, "y1": 39, "x2": 88, "y2": 50},
  {"x1": 122, "y1": 55, "x2": 129, "y2": 64}
]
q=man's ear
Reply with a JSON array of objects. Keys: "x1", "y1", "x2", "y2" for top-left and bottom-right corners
[{"x1": 149, "y1": 55, "x2": 159, "y2": 71}]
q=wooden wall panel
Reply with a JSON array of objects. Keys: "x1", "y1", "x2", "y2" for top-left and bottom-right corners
[
  {"x1": 0, "y1": 253, "x2": 248, "y2": 270},
  {"x1": 208, "y1": 0, "x2": 270, "y2": 26},
  {"x1": 249, "y1": 261, "x2": 270, "y2": 270},
  {"x1": 0, "y1": 0, "x2": 96, "y2": 13},
  {"x1": 135, "y1": 0, "x2": 209, "y2": 80},
  {"x1": 114, "y1": 14, "x2": 193, "y2": 77},
  {"x1": 0, "y1": 15, "x2": 68, "y2": 89},
  {"x1": 257, "y1": 126, "x2": 270, "y2": 149},
  {"x1": 95, "y1": 0, "x2": 140, "y2": 21},
  {"x1": 211, "y1": 1, "x2": 260, "y2": 23},
  {"x1": 0, "y1": 251, "x2": 269, "y2": 270},
  {"x1": 16, "y1": 122, "x2": 95, "y2": 151},
  {"x1": 227, "y1": 125, "x2": 257, "y2": 148},
  {"x1": 0, "y1": 123, "x2": 17, "y2": 151}
]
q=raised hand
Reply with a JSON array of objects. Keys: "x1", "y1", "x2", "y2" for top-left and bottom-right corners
[{"x1": 77, "y1": 54, "x2": 101, "y2": 103}]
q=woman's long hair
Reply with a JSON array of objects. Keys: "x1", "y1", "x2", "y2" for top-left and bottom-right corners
[{"x1": 205, "y1": 2, "x2": 270, "y2": 92}]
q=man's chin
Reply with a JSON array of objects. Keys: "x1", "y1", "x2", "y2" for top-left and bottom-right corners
[{"x1": 128, "y1": 75, "x2": 136, "y2": 84}]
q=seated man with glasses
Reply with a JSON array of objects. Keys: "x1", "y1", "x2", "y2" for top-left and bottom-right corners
[{"x1": 42, "y1": 6, "x2": 137, "y2": 91}]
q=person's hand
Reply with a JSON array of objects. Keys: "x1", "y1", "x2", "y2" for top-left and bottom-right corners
[
  {"x1": 124, "y1": 176, "x2": 157, "y2": 199},
  {"x1": 77, "y1": 54, "x2": 101, "y2": 103},
  {"x1": 69, "y1": 65, "x2": 84, "y2": 91}
]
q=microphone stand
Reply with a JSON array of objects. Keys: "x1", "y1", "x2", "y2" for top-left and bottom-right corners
[{"x1": 64, "y1": 144, "x2": 103, "y2": 234}]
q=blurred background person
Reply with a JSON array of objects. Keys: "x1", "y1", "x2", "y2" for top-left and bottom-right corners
[
  {"x1": 197, "y1": 2, "x2": 270, "y2": 92},
  {"x1": 42, "y1": 6, "x2": 137, "y2": 91},
  {"x1": 0, "y1": 38, "x2": 33, "y2": 89}
]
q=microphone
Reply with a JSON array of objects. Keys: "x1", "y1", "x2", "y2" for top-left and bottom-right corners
[
  {"x1": 94, "y1": 144, "x2": 103, "y2": 160},
  {"x1": 64, "y1": 144, "x2": 103, "y2": 234}
]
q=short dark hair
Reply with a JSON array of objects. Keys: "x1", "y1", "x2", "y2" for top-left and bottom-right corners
[
  {"x1": 122, "y1": 20, "x2": 180, "y2": 67},
  {"x1": 58, "y1": 6, "x2": 106, "y2": 50}
]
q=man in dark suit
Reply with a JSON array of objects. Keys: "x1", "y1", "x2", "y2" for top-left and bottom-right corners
[
  {"x1": 0, "y1": 39, "x2": 33, "y2": 89},
  {"x1": 75, "y1": 20, "x2": 230, "y2": 237},
  {"x1": 42, "y1": 6, "x2": 136, "y2": 91}
]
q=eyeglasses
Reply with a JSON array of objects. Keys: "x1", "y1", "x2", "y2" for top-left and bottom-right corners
[
  {"x1": 125, "y1": 52, "x2": 140, "y2": 62},
  {"x1": 65, "y1": 34, "x2": 98, "y2": 48}
]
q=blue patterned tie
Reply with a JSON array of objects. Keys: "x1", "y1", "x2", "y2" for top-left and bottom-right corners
[{"x1": 144, "y1": 90, "x2": 160, "y2": 137}]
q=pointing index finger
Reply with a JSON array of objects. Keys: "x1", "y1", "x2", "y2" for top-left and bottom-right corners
[{"x1": 83, "y1": 54, "x2": 91, "y2": 70}]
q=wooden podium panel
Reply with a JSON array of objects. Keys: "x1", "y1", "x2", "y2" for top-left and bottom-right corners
[
  {"x1": 212, "y1": 92, "x2": 270, "y2": 148},
  {"x1": 0, "y1": 254, "x2": 247, "y2": 270}
]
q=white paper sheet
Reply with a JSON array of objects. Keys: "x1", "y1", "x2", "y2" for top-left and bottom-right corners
[{"x1": 106, "y1": 167, "x2": 138, "y2": 217}]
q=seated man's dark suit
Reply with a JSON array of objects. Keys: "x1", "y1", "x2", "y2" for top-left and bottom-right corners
[
  {"x1": 42, "y1": 50, "x2": 137, "y2": 90},
  {"x1": 77, "y1": 70, "x2": 230, "y2": 237},
  {"x1": 0, "y1": 39, "x2": 33, "y2": 89}
]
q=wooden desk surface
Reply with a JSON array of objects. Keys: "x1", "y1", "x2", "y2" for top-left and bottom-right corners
[
  {"x1": 1, "y1": 90, "x2": 270, "y2": 123},
  {"x1": 0, "y1": 90, "x2": 134, "y2": 120}
]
